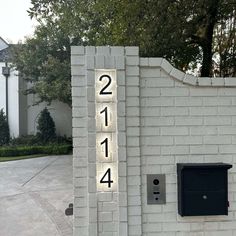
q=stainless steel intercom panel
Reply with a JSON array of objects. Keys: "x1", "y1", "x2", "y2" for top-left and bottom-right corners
[{"x1": 147, "y1": 174, "x2": 166, "y2": 204}]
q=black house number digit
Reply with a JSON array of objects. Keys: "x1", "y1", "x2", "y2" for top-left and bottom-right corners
[
  {"x1": 100, "y1": 107, "x2": 108, "y2": 126},
  {"x1": 99, "y1": 75, "x2": 112, "y2": 95},
  {"x1": 100, "y1": 137, "x2": 109, "y2": 157},
  {"x1": 100, "y1": 168, "x2": 113, "y2": 188}
]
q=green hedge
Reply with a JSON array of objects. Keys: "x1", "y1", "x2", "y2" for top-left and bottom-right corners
[{"x1": 0, "y1": 144, "x2": 72, "y2": 157}]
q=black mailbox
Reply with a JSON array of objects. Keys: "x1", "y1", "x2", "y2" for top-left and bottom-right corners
[{"x1": 177, "y1": 163, "x2": 232, "y2": 216}]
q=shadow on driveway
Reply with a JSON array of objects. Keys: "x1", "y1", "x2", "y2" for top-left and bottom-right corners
[{"x1": 0, "y1": 155, "x2": 73, "y2": 236}]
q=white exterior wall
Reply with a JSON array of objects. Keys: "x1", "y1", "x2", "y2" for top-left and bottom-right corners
[
  {"x1": 0, "y1": 63, "x2": 20, "y2": 137},
  {"x1": 27, "y1": 92, "x2": 72, "y2": 137},
  {"x1": 0, "y1": 64, "x2": 72, "y2": 138},
  {"x1": 140, "y1": 58, "x2": 236, "y2": 236},
  {"x1": 72, "y1": 46, "x2": 236, "y2": 236}
]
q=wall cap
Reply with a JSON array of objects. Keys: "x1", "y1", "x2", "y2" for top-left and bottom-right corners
[{"x1": 140, "y1": 57, "x2": 236, "y2": 87}]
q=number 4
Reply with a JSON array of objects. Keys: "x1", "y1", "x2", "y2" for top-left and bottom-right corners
[{"x1": 100, "y1": 168, "x2": 113, "y2": 188}]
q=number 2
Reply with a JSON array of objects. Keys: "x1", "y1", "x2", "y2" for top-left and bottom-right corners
[
  {"x1": 99, "y1": 75, "x2": 112, "y2": 95},
  {"x1": 100, "y1": 168, "x2": 113, "y2": 188}
]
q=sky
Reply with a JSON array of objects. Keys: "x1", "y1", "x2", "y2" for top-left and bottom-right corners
[{"x1": 0, "y1": 0, "x2": 37, "y2": 44}]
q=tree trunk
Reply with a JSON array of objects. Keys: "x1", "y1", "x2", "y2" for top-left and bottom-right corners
[
  {"x1": 201, "y1": 42, "x2": 213, "y2": 77},
  {"x1": 200, "y1": 0, "x2": 220, "y2": 77}
]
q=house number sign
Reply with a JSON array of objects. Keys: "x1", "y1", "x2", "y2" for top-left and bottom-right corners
[{"x1": 95, "y1": 70, "x2": 117, "y2": 191}]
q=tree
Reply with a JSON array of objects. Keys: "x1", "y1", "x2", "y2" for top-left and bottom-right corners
[
  {"x1": 12, "y1": 0, "x2": 236, "y2": 106},
  {"x1": 0, "y1": 109, "x2": 10, "y2": 146},
  {"x1": 37, "y1": 107, "x2": 56, "y2": 142}
]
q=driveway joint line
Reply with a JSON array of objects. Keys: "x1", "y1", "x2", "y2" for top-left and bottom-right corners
[{"x1": 21, "y1": 157, "x2": 58, "y2": 187}]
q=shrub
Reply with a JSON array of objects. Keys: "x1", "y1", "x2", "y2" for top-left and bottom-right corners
[
  {"x1": 37, "y1": 107, "x2": 56, "y2": 143},
  {"x1": 0, "y1": 144, "x2": 72, "y2": 157},
  {"x1": 0, "y1": 109, "x2": 10, "y2": 146},
  {"x1": 10, "y1": 135, "x2": 40, "y2": 146}
]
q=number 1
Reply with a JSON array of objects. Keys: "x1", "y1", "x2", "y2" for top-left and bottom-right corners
[
  {"x1": 101, "y1": 137, "x2": 109, "y2": 157},
  {"x1": 100, "y1": 107, "x2": 108, "y2": 126}
]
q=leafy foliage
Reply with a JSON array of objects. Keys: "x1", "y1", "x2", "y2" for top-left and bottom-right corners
[
  {"x1": 37, "y1": 107, "x2": 56, "y2": 142},
  {"x1": 0, "y1": 109, "x2": 10, "y2": 146},
  {"x1": 12, "y1": 0, "x2": 236, "y2": 106},
  {"x1": 0, "y1": 144, "x2": 72, "y2": 157}
]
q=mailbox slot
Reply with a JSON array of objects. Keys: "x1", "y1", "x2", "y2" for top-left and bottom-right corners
[{"x1": 177, "y1": 163, "x2": 232, "y2": 216}]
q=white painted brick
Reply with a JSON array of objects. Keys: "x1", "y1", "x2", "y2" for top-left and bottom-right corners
[
  {"x1": 218, "y1": 126, "x2": 236, "y2": 135},
  {"x1": 142, "y1": 88, "x2": 161, "y2": 97},
  {"x1": 126, "y1": 76, "x2": 140, "y2": 86},
  {"x1": 126, "y1": 87, "x2": 139, "y2": 97},
  {"x1": 190, "y1": 88, "x2": 217, "y2": 96},
  {"x1": 190, "y1": 145, "x2": 218, "y2": 154},
  {"x1": 141, "y1": 136, "x2": 174, "y2": 146},
  {"x1": 142, "y1": 146, "x2": 161, "y2": 155},
  {"x1": 161, "y1": 127, "x2": 189, "y2": 136},
  {"x1": 218, "y1": 107, "x2": 236, "y2": 115},
  {"x1": 126, "y1": 66, "x2": 139, "y2": 76},
  {"x1": 161, "y1": 146, "x2": 189, "y2": 155},
  {"x1": 128, "y1": 225, "x2": 142, "y2": 235},
  {"x1": 170, "y1": 68, "x2": 185, "y2": 81},
  {"x1": 110, "y1": 46, "x2": 124, "y2": 55},
  {"x1": 198, "y1": 77, "x2": 212, "y2": 86},
  {"x1": 175, "y1": 117, "x2": 203, "y2": 126},
  {"x1": 119, "y1": 223, "x2": 128, "y2": 236},
  {"x1": 71, "y1": 65, "x2": 86, "y2": 76},
  {"x1": 225, "y1": 77, "x2": 236, "y2": 86},
  {"x1": 141, "y1": 107, "x2": 160, "y2": 117},
  {"x1": 143, "y1": 77, "x2": 174, "y2": 88},
  {"x1": 211, "y1": 77, "x2": 225, "y2": 86},
  {"x1": 190, "y1": 107, "x2": 218, "y2": 116},
  {"x1": 71, "y1": 55, "x2": 85, "y2": 65},
  {"x1": 175, "y1": 97, "x2": 202, "y2": 106},
  {"x1": 175, "y1": 136, "x2": 202, "y2": 145},
  {"x1": 140, "y1": 57, "x2": 149, "y2": 66},
  {"x1": 161, "y1": 88, "x2": 189, "y2": 96},
  {"x1": 218, "y1": 87, "x2": 236, "y2": 96},
  {"x1": 161, "y1": 59, "x2": 173, "y2": 74},
  {"x1": 71, "y1": 46, "x2": 85, "y2": 55},
  {"x1": 183, "y1": 74, "x2": 197, "y2": 86},
  {"x1": 141, "y1": 68, "x2": 161, "y2": 78},
  {"x1": 126, "y1": 56, "x2": 139, "y2": 66},
  {"x1": 116, "y1": 56, "x2": 125, "y2": 69},
  {"x1": 203, "y1": 97, "x2": 232, "y2": 106},
  {"x1": 95, "y1": 55, "x2": 105, "y2": 68},
  {"x1": 161, "y1": 107, "x2": 188, "y2": 116},
  {"x1": 85, "y1": 46, "x2": 95, "y2": 55},
  {"x1": 204, "y1": 136, "x2": 231, "y2": 144},
  {"x1": 149, "y1": 58, "x2": 163, "y2": 67},
  {"x1": 125, "y1": 47, "x2": 139, "y2": 56},
  {"x1": 142, "y1": 97, "x2": 174, "y2": 107},
  {"x1": 86, "y1": 56, "x2": 94, "y2": 69},
  {"x1": 190, "y1": 127, "x2": 217, "y2": 135},
  {"x1": 219, "y1": 145, "x2": 236, "y2": 154},
  {"x1": 142, "y1": 117, "x2": 174, "y2": 126}
]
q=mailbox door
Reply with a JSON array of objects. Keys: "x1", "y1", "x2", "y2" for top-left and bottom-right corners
[{"x1": 183, "y1": 190, "x2": 227, "y2": 216}]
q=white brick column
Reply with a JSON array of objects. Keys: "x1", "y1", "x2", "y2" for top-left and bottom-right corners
[
  {"x1": 125, "y1": 47, "x2": 142, "y2": 236},
  {"x1": 72, "y1": 46, "x2": 132, "y2": 236}
]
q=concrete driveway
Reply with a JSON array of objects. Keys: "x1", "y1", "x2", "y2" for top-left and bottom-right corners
[{"x1": 0, "y1": 155, "x2": 73, "y2": 236}]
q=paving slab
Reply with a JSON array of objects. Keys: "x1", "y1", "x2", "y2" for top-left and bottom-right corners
[{"x1": 0, "y1": 155, "x2": 73, "y2": 236}]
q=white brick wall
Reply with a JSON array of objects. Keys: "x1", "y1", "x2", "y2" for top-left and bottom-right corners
[
  {"x1": 140, "y1": 58, "x2": 236, "y2": 236},
  {"x1": 72, "y1": 47, "x2": 236, "y2": 235}
]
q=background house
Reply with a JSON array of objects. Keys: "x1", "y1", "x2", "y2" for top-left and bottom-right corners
[{"x1": 0, "y1": 37, "x2": 72, "y2": 138}]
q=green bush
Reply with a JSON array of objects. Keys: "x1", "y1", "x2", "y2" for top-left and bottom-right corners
[
  {"x1": 10, "y1": 135, "x2": 72, "y2": 146},
  {"x1": 0, "y1": 109, "x2": 10, "y2": 146},
  {"x1": 10, "y1": 135, "x2": 40, "y2": 146},
  {"x1": 0, "y1": 144, "x2": 72, "y2": 157},
  {"x1": 37, "y1": 107, "x2": 56, "y2": 143}
]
